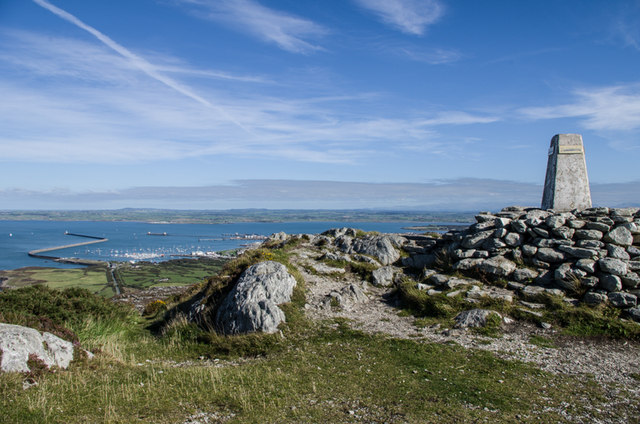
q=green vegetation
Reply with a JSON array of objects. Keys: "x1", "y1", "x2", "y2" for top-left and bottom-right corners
[
  {"x1": 397, "y1": 280, "x2": 640, "y2": 340},
  {"x1": 0, "y1": 267, "x2": 112, "y2": 296},
  {"x1": 0, "y1": 208, "x2": 475, "y2": 224},
  {"x1": 0, "y1": 284, "x2": 631, "y2": 423},
  {"x1": 115, "y1": 257, "x2": 229, "y2": 290},
  {"x1": 0, "y1": 257, "x2": 229, "y2": 298},
  {"x1": 0, "y1": 285, "x2": 134, "y2": 343},
  {"x1": 1, "y1": 240, "x2": 638, "y2": 423},
  {"x1": 529, "y1": 335, "x2": 557, "y2": 349}
]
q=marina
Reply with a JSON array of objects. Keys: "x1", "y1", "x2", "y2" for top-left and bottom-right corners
[{"x1": 0, "y1": 220, "x2": 462, "y2": 270}]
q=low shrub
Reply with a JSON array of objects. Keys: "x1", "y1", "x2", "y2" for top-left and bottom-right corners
[{"x1": 0, "y1": 285, "x2": 134, "y2": 341}]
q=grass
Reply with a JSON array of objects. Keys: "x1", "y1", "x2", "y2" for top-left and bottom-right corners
[
  {"x1": 1, "y1": 246, "x2": 639, "y2": 422},
  {"x1": 320, "y1": 258, "x2": 378, "y2": 282},
  {"x1": 529, "y1": 335, "x2": 557, "y2": 349},
  {"x1": 397, "y1": 279, "x2": 640, "y2": 340},
  {"x1": 115, "y1": 257, "x2": 229, "y2": 290},
  {"x1": 0, "y1": 267, "x2": 112, "y2": 296},
  {"x1": 0, "y1": 257, "x2": 229, "y2": 299},
  {"x1": 0, "y1": 312, "x2": 629, "y2": 423}
]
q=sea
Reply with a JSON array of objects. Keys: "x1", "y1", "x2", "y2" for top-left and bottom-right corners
[{"x1": 0, "y1": 220, "x2": 462, "y2": 270}]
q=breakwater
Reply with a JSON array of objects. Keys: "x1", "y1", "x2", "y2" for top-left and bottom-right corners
[{"x1": 28, "y1": 233, "x2": 108, "y2": 266}]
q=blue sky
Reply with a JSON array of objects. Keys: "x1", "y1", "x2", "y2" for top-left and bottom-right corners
[{"x1": 1, "y1": 0, "x2": 639, "y2": 210}]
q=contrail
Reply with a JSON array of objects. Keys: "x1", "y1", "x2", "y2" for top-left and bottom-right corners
[{"x1": 32, "y1": 0, "x2": 251, "y2": 134}]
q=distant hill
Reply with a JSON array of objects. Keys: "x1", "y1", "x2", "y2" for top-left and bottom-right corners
[{"x1": 0, "y1": 209, "x2": 476, "y2": 224}]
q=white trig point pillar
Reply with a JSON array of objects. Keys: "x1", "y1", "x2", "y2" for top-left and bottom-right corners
[{"x1": 541, "y1": 134, "x2": 592, "y2": 211}]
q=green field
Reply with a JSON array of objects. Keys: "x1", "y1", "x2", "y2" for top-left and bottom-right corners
[
  {"x1": 0, "y1": 257, "x2": 229, "y2": 297},
  {"x1": 0, "y1": 267, "x2": 113, "y2": 297},
  {"x1": 114, "y1": 257, "x2": 229, "y2": 290}
]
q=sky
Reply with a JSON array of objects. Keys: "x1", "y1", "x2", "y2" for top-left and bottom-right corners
[{"x1": 1, "y1": 0, "x2": 639, "y2": 211}]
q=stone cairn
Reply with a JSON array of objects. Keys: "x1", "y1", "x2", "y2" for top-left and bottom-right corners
[{"x1": 402, "y1": 206, "x2": 640, "y2": 318}]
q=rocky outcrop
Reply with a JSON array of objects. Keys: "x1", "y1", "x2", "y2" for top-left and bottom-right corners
[
  {"x1": 454, "y1": 309, "x2": 502, "y2": 329},
  {"x1": 403, "y1": 206, "x2": 640, "y2": 319},
  {"x1": 215, "y1": 261, "x2": 297, "y2": 335},
  {"x1": 0, "y1": 323, "x2": 75, "y2": 373},
  {"x1": 323, "y1": 230, "x2": 406, "y2": 266},
  {"x1": 371, "y1": 266, "x2": 398, "y2": 287}
]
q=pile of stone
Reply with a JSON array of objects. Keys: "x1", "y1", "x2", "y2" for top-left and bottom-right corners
[{"x1": 403, "y1": 206, "x2": 640, "y2": 319}]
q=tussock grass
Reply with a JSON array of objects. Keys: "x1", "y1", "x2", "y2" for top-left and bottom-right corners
[
  {"x1": 2, "y1": 247, "x2": 639, "y2": 423},
  {"x1": 397, "y1": 279, "x2": 640, "y2": 340},
  {"x1": 1, "y1": 316, "x2": 630, "y2": 423}
]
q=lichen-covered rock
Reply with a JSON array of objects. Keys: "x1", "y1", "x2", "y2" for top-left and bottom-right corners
[
  {"x1": 603, "y1": 226, "x2": 633, "y2": 246},
  {"x1": 478, "y1": 256, "x2": 516, "y2": 278},
  {"x1": 607, "y1": 244, "x2": 630, "y2": 260},
  {"x1": 371, "y1": 266, "x2": 396, "y2": 287},
  {"x1": 583, "y1": 291, "x2": 608, "y2": 305},
  {"x1": 0, "y1": 323, "x2": 75, "y2": 373},
  {"x1": 557, "y1": 245, "x2": 598, "y2": 259},
  {"x1": 453, "y1": 258, "x2": 483, "y2": 272},
  {"x1": 512, "y1": 267, "x2": 539, "y2": 282},
  {"x1": 608, "y1": 292, "x2": 637, "y2": 309},
  {"x1": 322, "y1": 227, "x2": 357, "y2": 238},
  {"x1": 575, "y1": 229, "x2": 604, "y2": 240},
  {"x1": 598, "y1": 273, "x2": 622, "y2": 292},
  {"x1": 461, "y1": 230, "x2": 494, "y2": 249},
  {"x1": 625, "y1": 307, "x2": 640, "y2": 323},
  {"x1": 536, "y1": 247, "x2": 565, "y2": 263},
  {"x1": 598, "y1": 258, "x2": 628, "y2": 276},
  {"x1": 454, "y1": 309, "x2": 502, "y2": 329},
  {"x1": 621, "y1": 272, "x2": 640, "y2": 289},
  {"x1": 402, "y1": 207, "x2": 640, "y2": 307},
  {"x1": 350, "y1": 235, "x2": 400, "y2": 265},
  {"x1": 215, "y1": 261, "x2": 297, "y2": 335},
  {"x1": 575, "y1": 259, "x2": 597, "y2": 273}
]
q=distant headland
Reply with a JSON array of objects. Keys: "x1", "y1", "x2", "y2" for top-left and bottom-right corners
[{"x1": 0, "y1": 209, "x2": 476, "y2": 225}]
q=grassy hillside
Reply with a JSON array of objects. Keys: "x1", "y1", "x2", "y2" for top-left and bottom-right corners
[{"x1": 1, "y1": 245, "x2": 638, "y2": 423}]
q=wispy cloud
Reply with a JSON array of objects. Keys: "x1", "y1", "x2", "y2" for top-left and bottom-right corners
[
  {"x1": 610, "y1": 3, "x2": 640, "y2": 51},
  {"x1": 418, "y1": 111, "x2": 500, "y2": 126},
  {"x1": 0, "y1": 28, "x2": 496, "y2": 166},
  {"x1": 3, "y1": 178, "x2": 638, "y2": 210},
  {"x1": 520, "y1": 84, "x2": 640, "y2": 131},
  {"x1": 177, "y1": 0, "x2": 326, "y2": 53},
  {"x1": 353, "y1": 0, "x2": 444, "y2": 35},
  {"x1": 399, "y1": 46, "x2": 460, "y2": 64},
  {"x1": 31, "y1": 0, "x2": 248, "y2": 132}
]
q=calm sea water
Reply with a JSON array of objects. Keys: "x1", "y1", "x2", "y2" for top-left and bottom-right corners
[{"x1": 0, "y1": 220, "x2": 457, "y2": 270}]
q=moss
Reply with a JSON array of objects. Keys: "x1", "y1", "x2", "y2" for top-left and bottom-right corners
[
  {"x1": 472, "y1": 312, "x2": 502, "y2": 337},
  {"x1": 529, "y1": 335, "x2": 557, "y2": 349}
]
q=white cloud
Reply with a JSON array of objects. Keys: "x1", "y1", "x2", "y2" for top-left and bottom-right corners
[
  {"x1": 610, "y1": 3, "x2": 640, "y2": 51},
  {"x1": 0, "y1": 27, "x2": 497, "y2": 166},
  {"x1": 399, "y1": 46, "x2": 460, "y2": 64},
  {"x1": 353, "y1": 0, "x2": 444, "y2": 35},
  {"x1": 177, "y1": 0, "x2": 326, "y2": 53},
  {"x1": 418, "y1": 111, "x2": 500, "y2": 126},
  {"x1": 520, "y1": 84, "x2": 640, "y2": 131},
  {"x1": 31, "y1": 0, "x2": 249, "y2": 132},
  {"x1": 4, "y1": 178, "x2": 639, "y2": 210}
]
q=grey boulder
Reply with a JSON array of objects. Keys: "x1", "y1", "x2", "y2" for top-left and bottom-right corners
[
  {"x1": 477, "y1": 256, "x2": 516, "y2": 278},
  {"x1": 350, "y1": 235, "x2": 400, "y2": 265},
  {"x1": 0, "y1": 323, "x2": 75, "y2": 373},
  {"x1": 454, "y1": 309, "x2": 502, "y2": 329},
  {"x1": 371, "y1": 266, "x2": 396, "y2": 287},
  {"x1": 215, "y1": 261, "x2": 297, "y2": 335}
]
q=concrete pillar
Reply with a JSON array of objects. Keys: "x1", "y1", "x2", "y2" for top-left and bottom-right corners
[{"x1": 541, "y1": 134, "x2": 592, "y2": 211}]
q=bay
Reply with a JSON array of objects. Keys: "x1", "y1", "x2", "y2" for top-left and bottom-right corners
[{"x1": 0, "y1": 220, "x2": 460, "y2": 270}]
